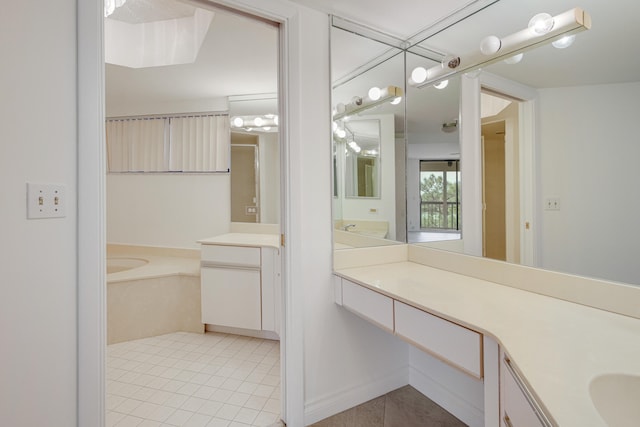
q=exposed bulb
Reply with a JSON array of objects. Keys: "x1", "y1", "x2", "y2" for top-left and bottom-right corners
[
  {"x1": 254, "y1": 117, "x2": 264, "y2": 127},
  {"x1": 480, "y1": 35, "x2": 502, "y2": 55},
  {"x1": 552, "y1": 34, "x2": 576, "y2": 49},
  {"x1": 368, "y1": 87, "x2": 382, "y2": 101},
  {"x1": 336, "y1": 129, "x2": 346, "y2": 138},
  {"x1": 528, "y1": 13, "x2": 554, "y2": 35},
  {"x1": 504, "y1": 53, "x2": 524, "y2": 65},
  {"x1": 434, "y1": 80, "x2": 449, "y2": 90},
  {"x1": 274, "y1": 115, "x2": 279, "y2": 125},
  {"x1": 390, "y1": 97, "x2": 402, "y2": 105},
  {"x1": 410, "y1": 67, "x2": 428, "y2": 84},
  {"x1": 232, "y1": 117, "x2": 244, "y2": 127}
]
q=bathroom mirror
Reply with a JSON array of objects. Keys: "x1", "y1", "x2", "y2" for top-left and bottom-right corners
[
  {"x1": 331, "y1": 0, "x2": 640, "y2": 287},
  {"x1": 341, "y1": 119, "x2": 381, "y2": 198}
]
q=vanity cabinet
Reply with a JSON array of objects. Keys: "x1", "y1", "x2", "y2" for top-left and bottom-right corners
[
  {"x1": 335, "y1": 276, "x2": 483, "y2": 378},
  {"x1": 201, "y1": 242, "x2": 280, "y2": 335},
  {"x1": 500, "y1": 351, "x2": 549, "y2": 427}
]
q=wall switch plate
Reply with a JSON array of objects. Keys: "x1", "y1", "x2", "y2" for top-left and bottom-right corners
[
  {"x1": 27, "y1": 183, "x2": 66, "y2": 219},
  {"x1": 544, "y1": 198, "x2": 561, "y2": 211}
]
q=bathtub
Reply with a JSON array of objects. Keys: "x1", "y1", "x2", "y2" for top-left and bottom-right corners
[{"x1": 107, "y1": 245, "x2": 204, "y2": 344}]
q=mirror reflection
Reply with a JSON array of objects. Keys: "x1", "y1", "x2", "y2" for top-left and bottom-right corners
[{"x1": 331, "y1": 0, "x2": 640, "y2": 287}]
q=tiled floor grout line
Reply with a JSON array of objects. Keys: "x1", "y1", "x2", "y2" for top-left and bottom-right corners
[{"x1": 106, "y1": 332, "x2": 281, "y2": 427}]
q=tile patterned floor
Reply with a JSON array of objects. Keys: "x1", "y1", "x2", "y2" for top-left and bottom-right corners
[
  {"x1": 106, "y1": 332, "x2": 281, "y2": 427},
  {"x1": 310, "y1": 385, "x2": 466, "y2": 427}
]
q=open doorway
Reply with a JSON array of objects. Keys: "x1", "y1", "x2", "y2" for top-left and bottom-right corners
[
  {"x1": 481, "y1": 90, "x2": 521, "y2": 263},
  {"x1": 103, "y1": 1, "x2": 284, "y2": 426}
]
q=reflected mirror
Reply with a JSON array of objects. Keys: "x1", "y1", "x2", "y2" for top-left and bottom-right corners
[{"x1": 331, "y1": 0, "x2": 640, "y2": 287}]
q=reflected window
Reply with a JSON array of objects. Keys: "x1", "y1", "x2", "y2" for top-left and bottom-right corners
[{"x1": 419, "y1": 160, "x2": 460, "y2": 230}]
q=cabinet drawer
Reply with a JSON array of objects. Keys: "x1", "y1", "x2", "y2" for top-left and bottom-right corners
[
  {"x1": 201, "y1": 244, "x2": 260, "y2": 267},
  {"x1": 502, "y1": 356, "x2": 548, "y2": 427},
  {"x1": 341, "y1": 279, "x2": 394, "y2": 332},
  {"x1": 394, "y1": 301, "x2": 482, "y2": 378}
]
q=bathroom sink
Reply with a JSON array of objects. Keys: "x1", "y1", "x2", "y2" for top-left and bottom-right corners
[{"x1": 589, "y1": 373, "x2": 640, "y2": 427}]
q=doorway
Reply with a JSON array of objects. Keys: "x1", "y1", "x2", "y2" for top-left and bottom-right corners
[{"x1": 231, "y1": 139, "x2": 261, "y2": 223}]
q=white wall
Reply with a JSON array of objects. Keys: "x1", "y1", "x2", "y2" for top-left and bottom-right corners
[
  {"x1": 0, "y1": 1, "x2": 78, "y2": 425},
  {"x1": 107, "y1": 174, "x2": 230, "y2": 249},
  {"x1": 538, "y1": 82, "x2": 640, "y2": 285},
  {"x1": 258, "y1": 132, "x2": 280, "y2": 224}
]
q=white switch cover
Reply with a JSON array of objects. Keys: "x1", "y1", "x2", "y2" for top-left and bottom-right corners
[{"x1": 27, "y1": 183, "x2": 66, "y2": 219}]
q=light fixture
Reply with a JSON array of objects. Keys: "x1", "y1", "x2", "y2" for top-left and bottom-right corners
[
  {"x1": 504, "y1": 53, "x2": 524, "y2": 64},
  {"x1": 391, "y1": 97, "x2": 402, "y2": 105},
  {"x1": 434, "y1": 80, "x2": 449, "y2": 90},
  {"x1": 442, "y1": 120, "x2": 458, "y2": 133},
  {"x1": 104, "y1": 0, "x2": 127, "y2": 17},
  {"x1": 409, "y1": 8, "x2": 591, "y2": 88},
  {"x1": 230, "y1": 114, "x2": 278, "y2": 133},
  {"x1": 552, "y1": 34, "x2": 576, "y2": 49},
  {"x1": 333, "y1": 85, "x2": 403, "y2": 120}
]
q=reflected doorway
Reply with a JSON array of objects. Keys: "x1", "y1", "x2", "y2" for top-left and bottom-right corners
[{"x1": 231, "y1": 137, "x2": 260, "y2": 223}]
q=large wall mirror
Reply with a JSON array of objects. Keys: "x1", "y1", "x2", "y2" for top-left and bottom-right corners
[{"x1": 331, "y1": 0, "x2": 640, "y2": 288}]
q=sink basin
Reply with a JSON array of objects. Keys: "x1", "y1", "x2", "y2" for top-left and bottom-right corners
[{"x1": 589, "y1": 373, "x2": 640, "y2": 427}]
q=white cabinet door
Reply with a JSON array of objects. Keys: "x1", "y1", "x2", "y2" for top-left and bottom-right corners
[
  {"x1": 260, "y1": 248, "x2": 279, "y2": 334},
  {"x1": 394, "y1": 301, "x2": 483, "y2": 378},
  {"x1": 201, "y1": 267, "x2": 261, "y2": 330},
  {"x1": 341, "y1": 279, "x2": 394, "y2": 332}
]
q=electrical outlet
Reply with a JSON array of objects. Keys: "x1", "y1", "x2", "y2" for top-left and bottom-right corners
[
  {"x1": 544, "y1": 198, "x2": 560, "y2": 211},
  {"x1": 27, "y1": 183, "x2": 66, "y2": 219}
]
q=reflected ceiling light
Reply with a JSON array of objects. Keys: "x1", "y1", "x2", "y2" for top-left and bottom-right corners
[
  {"x1": 480, "y1": 35, "x2": 502, "y2": 55},
  {"x1": 504, "y1": 53, "x2": 524, "y2": 64},
  {"x1": 333, "y1": 85, "x2": 404, "y2": 120},
  {"x1": 434, "y1": 80, "x2": 449, "y2": 90},
  {"x1": 552, "y1": 34, "x2": 576, "y2": 49},
  {"x1": 528, "y1": 13, "x2": 555, "y2": 35},
  {"x1": 230, "y1": 114, "x2": 278, "y2": 133},
  {"x1": 368, "y1": 87, "x2": 382, "y2": 101},
  {"x1": 105, "y1": 0, "x2": 127, "y2": 17},
  {"x1": 391, "y1": 97, "x2": 402, "y2": 105},
  {"x1": 336, "y1": 129, "x2": 347, "y2": 139},
  {"x1": 410, "y1": 8, "x2": 591, "y2": 88}
]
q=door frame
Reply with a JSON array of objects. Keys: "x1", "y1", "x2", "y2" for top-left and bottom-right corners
[{"x1": 77, "y1": 0, "x2": 307, "y2": 425}]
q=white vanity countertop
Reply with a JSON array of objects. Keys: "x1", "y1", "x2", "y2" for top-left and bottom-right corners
[
  {"x1": 198, "y1": 233, "x2": 280, "y2": 249},
  {"x1": 335, "y1": 261, "x2": 640, "y2": 427}
]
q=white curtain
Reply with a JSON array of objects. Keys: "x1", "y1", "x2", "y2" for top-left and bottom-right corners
[
  {"x1": 106, "y1": 114, "x2": 230, "y2": 173},
  {"x1": 106, "y1": 118, "x2": 167, "y2": 172},
  {"x1": 169, "y1": 115, "x2": 230, "y2": 172}
]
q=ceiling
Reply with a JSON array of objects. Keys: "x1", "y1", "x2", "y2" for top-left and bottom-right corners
[{"x1": 106, "y1": 0, "x2": 640, "y2": 118}]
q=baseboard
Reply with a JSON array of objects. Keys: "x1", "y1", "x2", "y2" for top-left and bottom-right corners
[
  {"x1": 304, "y1": 364, "x2": 409, "y2": 425},
  {"x1": 409, "y1": 365, "x2": 484, "y2": 427},
  {"x1": 205, "y1": 324, "x2": 280, "y2": 341}
]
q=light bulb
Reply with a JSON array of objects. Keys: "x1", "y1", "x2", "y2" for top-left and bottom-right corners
[
  {"x1": 368, "y1": 87, "x2": 382, "y2": 101},
  {"x1": 232, "y1": 117, "x2": 244, "y2": 127},
  {"x1": 480, "y1": 35, "x2": 502, "y2": 55},
  {"x1": 274, "y1": 115, "x2": 279, "y2": 125},
  {"x1": 411, "y1": 67, "x2": 428, "y2": 84},
  {"x1": 528, "y1": 13, "x2": 554, "y2": 35},
  {"x1": 254, "y1": 117, "x2": 264, "y2": 127},
  {"x1": 332, "y1": 122, "x2": 338, "y2": 132},
  {"x1": 434, "y1": 80, "x2": 449, "y2": 90},
  {"x1": 552, "y1": 34, "x2": 576, "y2": 49},
  {"x1": 336, "y1": 129, "x2": 346, "y2": 138},
  {"x1": 504, "y1": 53, "x2": 524, "y2": 65},
  {"x1": 391, "y1": 97, "x2": 402, "y2": 105}
]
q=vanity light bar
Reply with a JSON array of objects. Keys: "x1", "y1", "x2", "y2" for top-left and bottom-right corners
[
  {"x1": 230, "y1": 114, "x2": 278, "y2": 132},
  {"x1": 333, "y1": 86, "x2": 403, "y2": 121},
  {"x1": 411, "y1": 7, "x2": 591, "y2": 88}
]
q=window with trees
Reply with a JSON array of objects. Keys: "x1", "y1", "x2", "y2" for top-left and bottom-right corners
[{"x1": 419, "y1": 160, "x2": 460, "y2": 230}]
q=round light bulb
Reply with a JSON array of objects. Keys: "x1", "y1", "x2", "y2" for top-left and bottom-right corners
[
  {"x1": 274, "y1": 115, "x2": 279, "y2": 125},
  {"x1": 480, "y1": 35, "x2": 502, "y2": 55},
  {"x1": 336, "y1": 129, "x2": 346, "y2": 138},
  {"x1": 411, "y1": 67, "x2": 428, "y2": 84},
  {"x1": 504, "y1": 53, "x2": 524, "y2": 65},
  {"x1": 232, "y1": 117, "x2": 244, "y2": 127},
  {"x1": 254, "y1": 117, "x2": 264, "y2": 127},
  {"x1": 390, "y1": 97, "x2": 402, "y2": 105},
  {"x1": 552, "y1": 34, "x2": 576, "y2": 49},
  {"x1": 434, "y1": 80, "x2": 449, "y2": 90},
  {"x1": 528, "y1": 13, "x2": 554, "y2": 35},
  {"x1": 368, "y1": 87, "x2": 382, "y2": 101}
]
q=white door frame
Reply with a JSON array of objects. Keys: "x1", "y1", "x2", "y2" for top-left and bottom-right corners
[
  {"x1": 77, "y1": 1, "x2": 307, "y2": 425},
  {"x1": 460, "y1": 72, "x2": 538, "y2": 266}
]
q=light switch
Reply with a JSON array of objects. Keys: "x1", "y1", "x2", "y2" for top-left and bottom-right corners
[{"x1": 27, "y1": 183, "x2": 66, "y2": 219}]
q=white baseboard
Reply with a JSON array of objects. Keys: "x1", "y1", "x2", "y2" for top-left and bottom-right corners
[
  {"x1": 205, "y1": 324, "x2": 280, "y2": 341},
  {"x1": 304, "y1": 365, "x2": 409, "y2": 425},
  {"x1": 410, "y1": 365, "x2": 484, "y2": 427}
]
